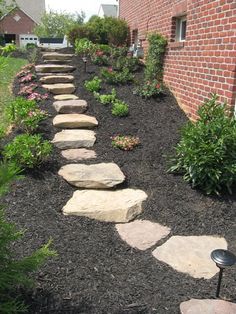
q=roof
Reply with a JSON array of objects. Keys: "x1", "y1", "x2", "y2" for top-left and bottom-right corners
[
  {"x1": 0, "y1": 6, "x2": 37, "y2": 24},
  {"x1": 98, "y1": 4, "x2": 118, "y2": 17}
]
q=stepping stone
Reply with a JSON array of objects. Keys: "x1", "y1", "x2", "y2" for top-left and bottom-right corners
[
  {"x1": 116, "y1": 220, "x2": 171, "y2": 250},
  {"x1": 180, "y1": 299, "x2": 236, "y2": 314},
  {"x1": 53, "y1": 100, "x2": 87, "y2": 114},
  {"x1": 40, "y1": 75, "x2": 74, "y2": 84},
  {"x1": 58, "y1": 163, "x2": 125, "y2": 188},
  {"x1": 43, "y1": 52, "x2": 74, "y2": 61},
  {"x1": 61, "y1": 148, "x2": 97, "y2": 161},
  {"x1": 53, "y1": 114, "x2": 98, "y2": 129},
  {"x1": 62, "y1": 189, "x2": 148, "y2": 223},
  {"x1": 54, "y1": 94, "x2": 79, "y2": 101},
  {"x1": 52, "y1": 129, "x2": 96, "y2": 149},
  {"x1": 35, "y1": 64, "x2": 75, "y2": 73},
  {"x1": 42, "y1": 83, "x2": 75, "y2": 95},
  {"x1": 152, "y1": 236, "x2": 227, "y2": 279},
  {"x1": 44, "y1": 60, "x2": 72, "y2": 64}
]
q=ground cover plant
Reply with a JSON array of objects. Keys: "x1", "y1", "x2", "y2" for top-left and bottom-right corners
[
  {"x1": 101, "y1": 67, "x2": 134, "y2": 85},
  {"x1": 111, "y1": 135, "x2": 140, "y2": 150},
  {"x1": 111, "y1": 100, "x2": 129, "y2": 117},
  {"x1": 93, "y1": 88, "x2": 117, "y2": 105},
  {"x1": 169, "y1": 94, "x2": 236, "y2": 195},
  {"x1": 84, "y1": 76, "x2": 102, "y2": 92}
]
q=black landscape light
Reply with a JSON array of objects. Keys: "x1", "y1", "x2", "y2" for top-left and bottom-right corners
[
  {"x1": 82, "y1": 56, "x2": 87, "y2": 72},
  {"x1": 211, "y1": 249, "x2": 236, "y2": 298}
]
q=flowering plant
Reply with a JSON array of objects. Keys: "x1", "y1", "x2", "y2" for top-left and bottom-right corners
[
  {"x1": 28, "y1": 92, "x2": 48, "y2": 101},
  {"x1": 19, "y1": 73, "x2": 36, "y2": 83},
  {"x1": 16, "y1": 63, "x2": 35, "y2": 78},
  {"x1": 18, "y1": 83, "x2": 38, "y2": 96},
  {"x1": 101, "y1": 68, "x2": 134, "y2": 85},
  {"x1": 111, "y1": 135, "x2": 140, "y2": 151},
  {"x1": 134, "y1": 79, "x2": 163, "y2": 98}
]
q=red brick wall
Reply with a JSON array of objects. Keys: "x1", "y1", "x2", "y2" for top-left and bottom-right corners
[
  {"x1": 120, "y1": 0, "x2": 236, "y2": 119},
  {"x1": 0, "y1": 8, "x2": 36, "y2": 45}
]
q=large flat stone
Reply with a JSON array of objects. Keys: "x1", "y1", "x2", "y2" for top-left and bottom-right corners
[
  {"x1": 43, "y1": 52, "x2": 74, "y2": 61},
  {"x1": 62, "y1": 189, "x2": 148, "y2": 223},
  {"x1": 35, "y1": 64, "x2": 75, "y2": 73},
  {"x1": 53, "y1": 114, "x2": 98, "y2": 129},
  {"x1": 152, "y1": 236, "x2": 227, "y2": 279},
  {"x1": 116, "y1": 220, "x2": 171, "y2": 250},
  {"x1": 53, "y1": 100, "x2": 87, "y2": 114},
  {"x1": 58, "y1": 163, "x2": 125, "y2": 188},
  {"x1": 54, "y1": 94, "x2": 79, "y2": 101},
  {"x1": 61, "y1": 148, "x2": 97, "y2": 161},
  {"x1": 42, "y1": 83, "x2": 75, "y2": 95},
  {"x1": 52, "y1": 129, "x2": 96, "y2": 149},
  {"x1": 43, "y1": 59, "x2": 72, "y2": 64},
  {"x1": 180, "y1": 299, "x2": 236, "y2": 314},
  {"x1": 40, "y1": 75, "x2": 74, "y2": 84}
]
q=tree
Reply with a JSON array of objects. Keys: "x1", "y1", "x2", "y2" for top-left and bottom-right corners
[
  {"x1": 33, "y1": 10, "x2": 85, "y2": 38},
  {"x1": 0, "y1": 0, "x2": 16, "y2": 19}
]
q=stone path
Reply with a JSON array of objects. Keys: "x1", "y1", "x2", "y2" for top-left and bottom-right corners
[{"x1": 38, "y1": 50, "x2": 233, "y2": 311}]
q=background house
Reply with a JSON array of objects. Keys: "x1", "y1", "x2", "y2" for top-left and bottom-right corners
[
  {"x1": 98, "y1": 4, "x2": 118, "y2": 18},
  {"x1": 0, "y1": 0, "x2": 45, "y2": 46},
  {"x1": 119, "y1": 0, "x2": 236, "y2": 119}
]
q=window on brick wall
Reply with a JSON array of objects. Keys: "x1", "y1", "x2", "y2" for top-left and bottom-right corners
[{"x1": 176, "y1": 16, "x2": 187, "y2": 41}]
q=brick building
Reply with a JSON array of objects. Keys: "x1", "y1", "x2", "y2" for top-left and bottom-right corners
[
  {"x1": 0, "y1": 0, "x2": 45, "y2": 46},
  {"x1": 119, "y1": 0, "x2": 236, "y2": 119}
]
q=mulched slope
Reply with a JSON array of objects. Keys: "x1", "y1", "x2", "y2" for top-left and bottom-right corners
[{"x1": 3, "y1": 49, "x2": 236, "y2": 314}]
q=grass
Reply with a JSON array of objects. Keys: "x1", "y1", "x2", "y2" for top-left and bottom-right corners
[{"x1": 0, "y1": 56, "x2": 28, "y2": 131}]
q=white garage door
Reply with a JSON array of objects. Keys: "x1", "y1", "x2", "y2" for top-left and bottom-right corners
[{"x1": 19, "y1": 34, "x2": 38, "y2": 47}]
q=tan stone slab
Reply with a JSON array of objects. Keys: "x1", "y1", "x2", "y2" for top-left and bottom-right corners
[
  {"x1": 180, "y1": 299, "x2": 236, "y2": 314},
  {"x1": 152, "y1": 236, "x2": 227, "y2": 279},
  {"x1": 53, "y1": 114, "x2": 98, "y2": 129},
  {"x1": 62, "y1": 189, "x2": 148, "y2": 223},
  {"x1": 61, "y1": 149, "x2": 97, "y2": 161},
  {"x1": 53, "y1": 100, "x2": 87, "y2": 114},
  {"x1": 44, "y1": 59, "x2": 72, "y2": 64},
  {"x1": 42, "y1": 83, "x2": 75, "y2": 95},
  {"x1": 40, "y1": 75, "x2": 74, "y2": 84},
  {"x1": 52, "y1": 129, "x2": 96, "y2": 149},
  {"x1": 35, "y1": 64, "x2": 75, "y2": 73},
  {"x1": 43, "y1": 52, "x2": 74, "y2": 60},
  {"x1": 116, "y1": 220, "x2": 171, "y2": 250},
  {"x1": 58, "y1": 163, "x2": 125, "y2": 188},
  {"x1": 54, "y1": 94, "x2": 79, "y2": 101}
]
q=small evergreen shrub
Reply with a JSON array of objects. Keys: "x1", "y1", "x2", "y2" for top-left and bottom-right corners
[
  {"x1": 93, "y1": 88, "x2": 117, "y2": 105},
  {"x1": 112, "y1": 56, "x2": 140, "y2": 72},
  {"x1": 84, "y1": 76, "x2": 102, "y2": 92},
  {"x1": 169, "y1": 94, "x2": 236, "y2": 195},
  {"x1": 111, "y1": 135, "x2": 140, "y2": 151},
  {"x1": 101, "y1": 68, "x2": 134, "y2": 85},
  {"x1": 112, "y1": 100, "x2": 129, "y2": 117},
  {"x1": 3, "y1": 134, "x2": 52, "y2": 169}
]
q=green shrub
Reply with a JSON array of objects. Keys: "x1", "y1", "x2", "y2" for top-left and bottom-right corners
[
  {"x1": 6, "y1": 97, "x2": 47, "y2": 133},
  {"x1": 103, "y1": 16, "x2": 128, "y2": 46},
  {"x1": 94, "y1": 88, "x2": 117, "y2": 105},
  {"x1": 3, "y1": 134, "x2": 52, "y2": 169},
  {"x1": 0, "y1": 43, "x2": 17, "y2": 56},
  {"x1": 91, "y1": 50, "x2": 109, "y2": 66},
  {"x1": 84, "y1": 76, "x2": 102, "y2": 92},
  {"x1": 75, "y1": 38, "x2": 96, "y2": 56},
  {"x1": 134, "y1": 79, "x2": 163, "y2": 98},
  {"x1": 101, "y1": 68, "x2": 134, "y2": 85},
  {"x1": 112, "y1": 56, "x2": 140, "y2": 72},
  {"x1": 112, "y1": 100, "x2": 129, "y2": 117},
  {"x1": 111, "y1": 135, "x2": 140, "y2": 151},
  {"x1": 169, "y1": 94, "x2": 236, "y2": 195}
]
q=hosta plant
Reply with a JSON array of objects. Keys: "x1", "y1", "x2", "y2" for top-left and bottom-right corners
[
  {"x1": 111, "y1": 135, "x2": 140, "y2": 151},
  {"x1": 168, "y1": 94, "x2": 236, "y2": 195}
]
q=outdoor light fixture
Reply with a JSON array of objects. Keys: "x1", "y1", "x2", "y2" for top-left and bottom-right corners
[
  {"x1": 82, "y1": 56, "x2": 87, "y2": 72},
  {"x1": 211, "y1": 249, "x2": 236, "y2": 298}
]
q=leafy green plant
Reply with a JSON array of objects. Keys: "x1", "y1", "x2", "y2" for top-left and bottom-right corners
[
  {"x1": 134, "y1": 79, "x2": 163, "y2": 98},
  {"x1": 75, "y1": 38, "x2": 95, "y2": 56},
  {"x1": 111, "y1": 135, "x2": 140, "y2": 151},
  {"x1": 112, "y1": 56, "x2": 140, "y2": 72},
  {"x1": 84, "y1": 76, "x2": 102, "y2": 92},
  {"x1": 112, "y1": 100, "x2": 129, "y2": 117},
  {"x1": 6, "y1": 97, "x2": 47, "y2": 133},
  {"x1": 94, "y1": 88, "x2": 117, "y2": 105},
  {"x1": 101, "y1": 68, "x2": 134, "y2": 85},
  {"x1": 91, "y1": 50, "x2": 109, "y2": 66},
  {"x1": 168, "y1": 94, "x2": 236, "y2": 195},
  {"x1": 0, "y1": 43, "x2": 16, "y2": 56},
  {"x1": 3, "y1": 134, "x2": 52, "y2": 169}
]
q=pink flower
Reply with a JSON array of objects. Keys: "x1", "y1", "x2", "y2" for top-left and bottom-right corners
[
  {"x1": 108, "y1": 67, "x2": 113, "y2": 73},
  {"x1": 156, "y1": 83, "x2": 161, "y2": 89},
  {"x1": 96, "y1": 50, "x2": 104, "y2": 56}
]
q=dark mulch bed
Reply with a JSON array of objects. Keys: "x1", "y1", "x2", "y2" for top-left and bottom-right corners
[{"x1": 2, "y1": 48, "x2": 236, "y2": 313}]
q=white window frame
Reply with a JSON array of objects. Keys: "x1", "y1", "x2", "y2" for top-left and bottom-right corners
[{"x1": 176, "y1": 16, "x2": 187, "y2": 42}]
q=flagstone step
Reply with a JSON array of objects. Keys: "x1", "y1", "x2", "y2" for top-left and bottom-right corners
[
  {"x1": 180, "y1": 299, "x2": 236, "y2": 314},
  {"x1": 58, "y1": 163, "x2": 125, "y2": 188},
  {"x1": 116, "y1": 220, "x2": 171, "y2": 251},
  {"x1": 152, "y1": 235, "x2": 227, "y2": 279},
  {"x1": 42, "y1": 83, "x2": 75, "y2": 95},
  {"x1": 35, "y1": 64, "x2": 75, "y2": 73},
  {"x1": 42, "y1": 52, "x2": 74, "y2": 60},
  {"x1": 62, "y1": 188, "x2": 148, "y2": 223},
  {"x1": 52, "y1": 129, "x2": 96, "y2": 149},
  {"x1": 61, "y1": 148, "x2": 97, "y2": 161},
  {"x1": 53, "y1": 100, "x2": 87, "y2": 114},
  {"x1": 54, "y1": 94, "x2": 79, "y2": 101},
  {"x1": 44, "y1": 59, "x2": 72, "y2": 64},
  {"x1": 40, "y1": 75, "x2": 74, "y2": 84},
  {"x1": 53, "y1": 114, "x2": 98, "y2": 129}
]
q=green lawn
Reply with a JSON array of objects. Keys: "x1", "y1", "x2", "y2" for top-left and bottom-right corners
[{"x1": 0, "y1": 56, "x2": 28, "y2": 130}]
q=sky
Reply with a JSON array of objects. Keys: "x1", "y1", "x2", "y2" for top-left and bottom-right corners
[{"x1": 45, "y1": 0, "x2": 117, "y2": 21}]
